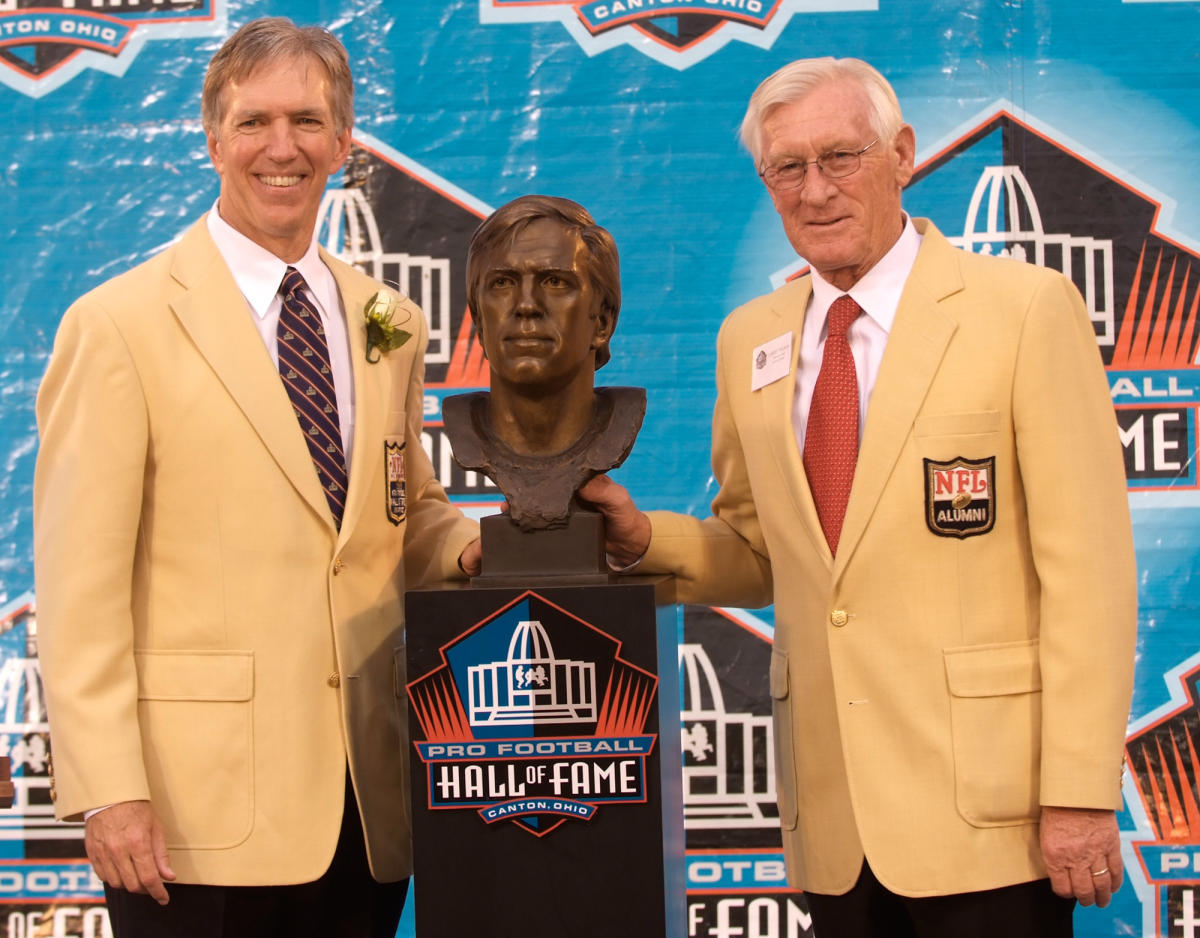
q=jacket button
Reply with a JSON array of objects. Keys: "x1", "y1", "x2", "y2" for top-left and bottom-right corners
[
  {"x1": 327, "y1": 672, "x2": 340, "y2": 688},
  {"x1": 332, "y1": 559, "x2": 344, "y2": 575},
  {"x1": 830, "y1": 609, "x2": 849, "y2": 628}
]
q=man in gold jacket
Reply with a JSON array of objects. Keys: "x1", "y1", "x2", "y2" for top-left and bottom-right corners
[
  {"x1": 33, "y1": 17, "x2": 479, "y2": 938},
  {"x1": 584, "y1": 57, "x2": 1136, "y2": 937}
]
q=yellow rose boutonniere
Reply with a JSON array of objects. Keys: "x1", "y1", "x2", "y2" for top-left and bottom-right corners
[{"x1": 364, "y1": 290, "x2": 413, "y2": 363}]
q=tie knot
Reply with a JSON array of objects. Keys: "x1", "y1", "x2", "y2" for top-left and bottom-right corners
[
  {"x1": 827, "y1": 295, "x2": 861, "y2": 338},
  {"x1": 280, "y1": 266, "x2": 307, "y2": 300}
]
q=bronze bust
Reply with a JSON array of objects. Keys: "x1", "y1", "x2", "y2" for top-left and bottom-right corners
[{"x1": 443, "y1": 195, "x2": 645, "y2": 534}]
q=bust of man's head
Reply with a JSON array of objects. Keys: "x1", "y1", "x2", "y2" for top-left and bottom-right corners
[
  {"x1": 444, "y1": 195, "x2": 644, "y2": 537},
  {"x1": 467, "y1": 195, "x2": 620, "y2": 416}
]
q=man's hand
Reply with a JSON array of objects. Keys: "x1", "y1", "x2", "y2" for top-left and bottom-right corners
[
  {"x1": 459, "y1": 538, "x2": 482, "y2": 577},
  {"x1": 85, "y1": 800, "x2": 175, "y2": 905},
  {"x1": 1040, "y1": 805, "x2": 1122, "y2": 907},
  {"x1": 577, "y1": 475, "x2": 651, "y2": 567}
]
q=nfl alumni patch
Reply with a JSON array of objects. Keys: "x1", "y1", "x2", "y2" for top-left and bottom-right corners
[
  {"x1": 923, "y1": 457, "x2": 995, "y2": 538},
  {"x1": 385, "y1": 441, "x2": 407, "y2": 525}
]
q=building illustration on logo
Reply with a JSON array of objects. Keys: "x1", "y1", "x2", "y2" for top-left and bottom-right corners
[
  {"x1": 318, "y1": 186, "x2": 455, "y2": 372},
  {"x1": 678, "y1": 642, "x2": 776, "y2": 831},
  {"x1": 468, "y1": 620, "x2": 598, "y2": 727},
  {"x1": 0, "y1": 0, "x2": 223, "y2": 98},
  {"x1": 945, "y1": 164, "x2": 1117, "y2": 349},
  {"x1": 479, "y1": 0, "x2": 876, "y2": 70}
]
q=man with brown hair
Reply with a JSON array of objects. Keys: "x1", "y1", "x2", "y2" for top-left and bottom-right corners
[{"x1": 34, "y1": 17, "x2": 479, "y2": 937}]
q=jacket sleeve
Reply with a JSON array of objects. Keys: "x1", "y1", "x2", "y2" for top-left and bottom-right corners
[
  {"x1": 1013, "y1": 271, "x2": 1137, "y2": 809},
  {"x1": 33, "y1": 297, "x2": 152, "y2": 821},
  {"x1": 396, "y1": 313, "x2": 479, "y2": 589},
  {"x1": 643, "y1": 314, "x2": 774, "y2": 609}
]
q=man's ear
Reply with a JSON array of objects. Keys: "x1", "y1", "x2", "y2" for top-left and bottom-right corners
[
  {"x1": 207, "y1": 131, "x2": 223, "y2": 175},
  {"x1": 591, "y1": 307, "x2": 615, "y2": 348}
]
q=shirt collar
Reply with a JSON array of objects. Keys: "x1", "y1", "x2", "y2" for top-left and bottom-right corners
[
  {"x1": 206, "y1": 202, "x2": 326, "y2": 319},
  {"x1": 809, "y1": 213, "x2": 922, "y2": 335}
]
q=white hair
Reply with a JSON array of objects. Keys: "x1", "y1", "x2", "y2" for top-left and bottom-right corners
[{"x1": 740, "y1": 57, "x2": 904, "y2": 168}]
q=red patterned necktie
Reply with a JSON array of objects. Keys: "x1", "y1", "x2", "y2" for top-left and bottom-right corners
[
  {"x1": 803, "y1": 294, "x2": 863, "y2": 555},
  {"x1": 278, "y1": 267, "x2": 348, "y2": 528}
]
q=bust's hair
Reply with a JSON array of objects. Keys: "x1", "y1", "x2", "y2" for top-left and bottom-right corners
[
  {"x1": 202, "y1": 17, "x2": 354, "y2": 136},
  {"x1": 467, "y1": 194, "x2": 621, "y2": 370}
]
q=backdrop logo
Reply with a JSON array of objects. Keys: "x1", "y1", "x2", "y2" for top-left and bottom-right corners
[
  {"x1": 0, "y1": 0, "x2": 222, "y2": 99},
  {"x1": 321, "y1": 132, "x2": 496, "y2": 505},
  {"x1": 407, "y1": 591, "x2": 658, "y2": 836},
  {"x1": 480, "y1": 0, "x2": 877, "y2": 70},
  {"x1": 1126, "y1": 662, "x2": 1200, "y2": 936}
]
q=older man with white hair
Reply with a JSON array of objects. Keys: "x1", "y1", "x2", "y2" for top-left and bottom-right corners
[{"x1": 582, "y1": 56, "x2": 1137, "y2": 937}]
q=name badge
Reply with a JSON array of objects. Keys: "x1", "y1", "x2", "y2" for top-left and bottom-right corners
[{"x1": 751, "y1": 332, "x2": 792, "y2": 391}]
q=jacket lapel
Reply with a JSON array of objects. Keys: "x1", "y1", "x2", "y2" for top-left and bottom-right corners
[
  {"x1": 833, "y1": 222, "x2": 962, "y2": 579},
  {"x1": 167, "y1": 219, "x2": 335, "y2": 531},
  {"x1": 326, "y1": 251, "x2": 393, "y2": 544}
]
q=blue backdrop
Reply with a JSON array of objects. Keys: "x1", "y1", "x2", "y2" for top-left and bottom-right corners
[{"x1": 2, "y1": 1, "x2": 1198, "y2": 935}]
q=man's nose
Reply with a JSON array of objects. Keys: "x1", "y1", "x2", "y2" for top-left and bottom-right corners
[
  {"x1": 798, "y1": 166, "x2": 838, "y2": 205},
  {"x1": 264, "y1": 120, "x2": 300, "y2": 161},
  {"x1": 514, "y1": 278, "x2": 540, "y2": 315}
]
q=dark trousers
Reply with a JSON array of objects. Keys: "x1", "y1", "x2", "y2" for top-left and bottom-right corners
[
  {"x1": 803, "y1": 861, "x2": 1075, "y2": 938},
  {"x1": 103, "y1": 779, "x2": 408, "y2": 938}
]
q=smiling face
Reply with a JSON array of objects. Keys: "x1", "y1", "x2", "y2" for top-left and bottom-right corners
[
  {"x1": 206, "y1": 55, "x2": 351, "y2": 262},
  {"x1": 759, "y1": 80, "x2": 915, "y2": 291},
  {"x1": 475, "y1": 217, "x2": 613, "y2": 396}
]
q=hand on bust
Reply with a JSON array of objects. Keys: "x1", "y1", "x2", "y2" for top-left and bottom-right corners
[
  {"x1": 458, "y1": 538, "x2": 482, "y2": 577},
  {"x1": 577, "y1": 474, "x2": 652, "y2": 568}
]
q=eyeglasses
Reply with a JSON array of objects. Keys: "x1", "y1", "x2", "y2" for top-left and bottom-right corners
[{"x1": 759, "y1": 138, "x2": 878, "y2": 191}]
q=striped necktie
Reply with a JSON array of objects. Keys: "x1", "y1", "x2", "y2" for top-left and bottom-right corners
[
  {"x1": 803, "y1": 294, "x2": 863, "y2": 555},
  {"x1": 277, "y1": 267, "x2": 348, "y2": 528}
]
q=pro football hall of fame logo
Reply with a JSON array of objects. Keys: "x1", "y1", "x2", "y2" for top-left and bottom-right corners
[
  {"x1": 0, "y1": 0, "x2": 223, "y2": 98},
  {"x1": 407, "y1": 590, "x2": 659, "y2": 836},
  {"x1": 479, "y1": 0, "x2": 877, "y2": 70}
]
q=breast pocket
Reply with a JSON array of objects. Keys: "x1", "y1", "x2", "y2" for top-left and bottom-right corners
[
  {"x1": 915, "y1": 411, "x2": 1002, "y2": 539},
  {"x1": 943, "y1": 639, "x2": 1041, "y2": 827},
  {"x1": 913, "y1": 411, "x2": 1001, "y2": 440},
  {"x1": 135, "y1": 651, "x2": 254, "y2": 849}
]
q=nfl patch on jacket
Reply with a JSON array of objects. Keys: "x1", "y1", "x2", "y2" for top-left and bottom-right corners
[
  {"x1": 923, "y1": 456, "x2": 995, "y2": 538},
  {"x1": 385, "y1": 440, "x2": 407, "y2": 525}
]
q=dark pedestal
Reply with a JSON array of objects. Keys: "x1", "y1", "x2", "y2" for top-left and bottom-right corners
[
  {"x1": 478, "y1": 510, "x2": 608, "y2": 583},
  {"x1": 405, "y1": 579, "x2": 683, "y2": 938}
]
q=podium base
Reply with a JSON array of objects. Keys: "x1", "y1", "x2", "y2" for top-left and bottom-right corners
[{"x1": 405, "y1": 578, "x2": 683, "y2": 938}]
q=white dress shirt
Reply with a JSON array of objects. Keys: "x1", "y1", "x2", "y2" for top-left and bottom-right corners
[
  {"x1": 206, "y1": 206, "x2": 357, "y2": 467},
  {"x1": 792, "y1": 215, "x2": 923, "y2": 453}
]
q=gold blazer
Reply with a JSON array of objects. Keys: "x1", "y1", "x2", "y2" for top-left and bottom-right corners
[
  {"x1": 644, "y1": 219, "x2": 1137, "y2": 897},
  {"x1": 34, "y1": 218, "x2": 478, "y2": 886}
]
